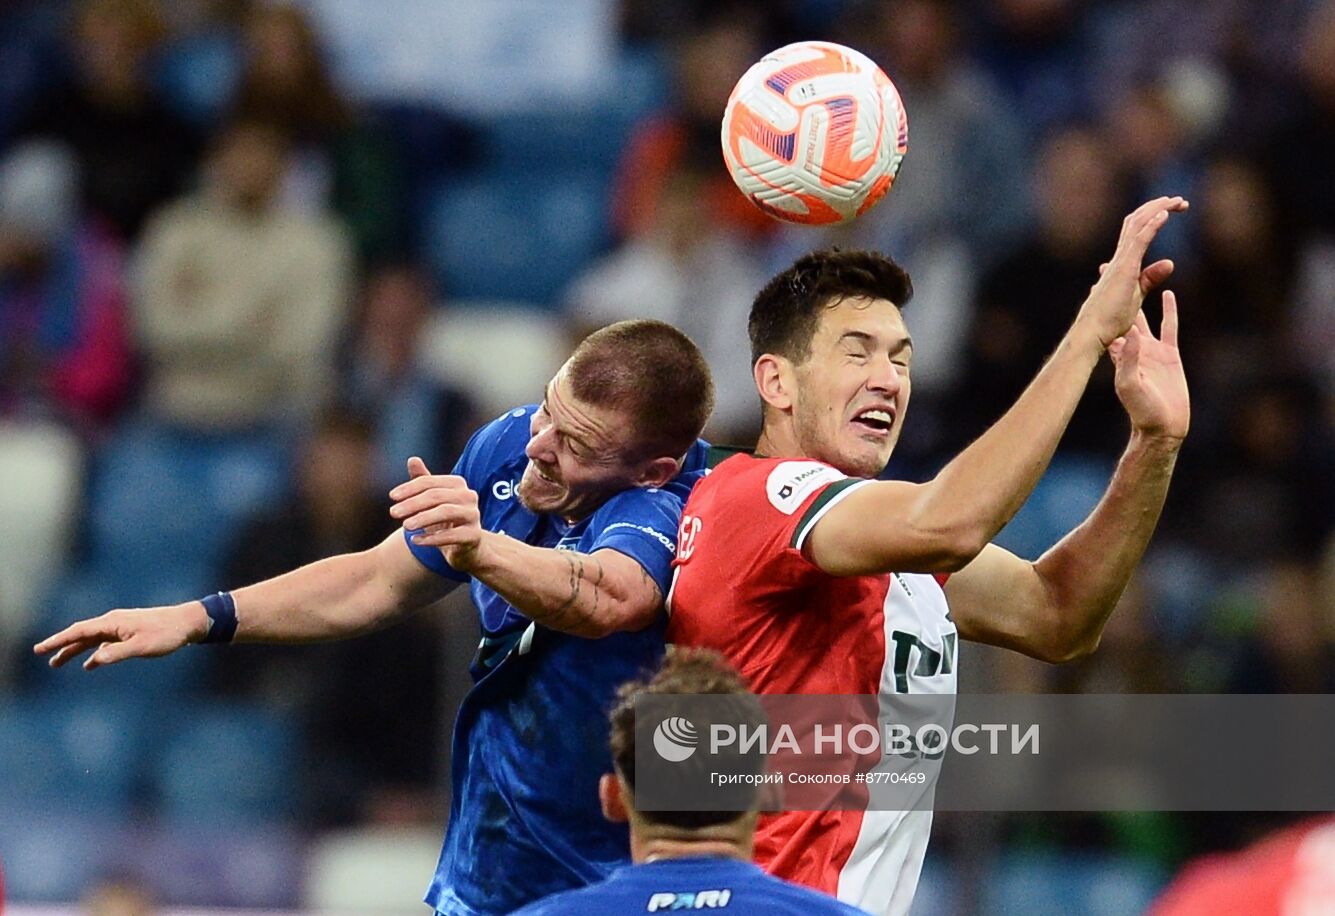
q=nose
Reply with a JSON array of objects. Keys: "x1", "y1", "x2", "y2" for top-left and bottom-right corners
[
  {"x1": 867, "y1": 353, "x2": 903, "y2": 398},
  {"x1": 526, "y1": 413, "x2": 557, "y2": 463}
]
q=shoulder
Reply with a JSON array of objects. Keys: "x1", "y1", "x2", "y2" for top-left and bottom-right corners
[
  {"x1": 509, "y1": 884, "x2": 615, "y2": 916},
  {"x1": 464, "y1": 405, "x2": 536, "y2": 462},
  {"x1": 698, "y1": 455, "x2": 850, "y2": 517}
]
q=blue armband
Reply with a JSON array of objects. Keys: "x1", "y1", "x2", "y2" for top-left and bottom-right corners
[{"x1": 199, "y1": 591, "x2": 238, "y2": 644}]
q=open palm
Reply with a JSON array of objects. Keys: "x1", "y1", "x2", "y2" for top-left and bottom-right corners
[{"x1": 1109, "y1": 290, "x2": 1190, "y2": 440}]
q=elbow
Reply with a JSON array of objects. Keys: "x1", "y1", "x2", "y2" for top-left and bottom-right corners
[
  {"x1": 1039, "y1": 633, "x2": 1101, "y2": 665},
  {"x1": 1033, "y1": 612, "x2": 1103, "y2": 664}
]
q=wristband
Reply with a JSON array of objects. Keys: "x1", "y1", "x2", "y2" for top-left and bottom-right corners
[{"x1": 199, "y1": 591, "x2": 238, "y2": 644}]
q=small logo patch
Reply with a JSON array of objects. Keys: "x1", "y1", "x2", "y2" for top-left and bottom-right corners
[{"x1": 766, "y1": 461, "x2": 845, "y2": 515}]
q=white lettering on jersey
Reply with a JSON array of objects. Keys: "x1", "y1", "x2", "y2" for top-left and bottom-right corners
[
  {"x1": 602, "y1": 521, "x2": 676, "y2": 553},
  {"x1": 647, "y1": 888, "x2": 733, "y2": 911},
  {"x1": 766, "y1": 461, "x2": 845, "y2": 515},
  {"x1": 678, "y1": 514, "x2": 702, "y2": 561}
]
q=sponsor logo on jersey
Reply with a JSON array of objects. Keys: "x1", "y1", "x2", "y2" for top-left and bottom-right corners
[
  {"x1": 603, "y1": 521, "x2": 676, "y2": 552},
  {"x1": 766, "y1": 461, "x2": 846, "y2": 515},
  {"x1": 647, "y1": 889, "x2": 733, "y2": 911},
  {"x1": 491, "y1": 480, "x2": 516, "y2": 500},
  {"x1": 653, "y1": 716, "x2": 698, "y2": 762}
]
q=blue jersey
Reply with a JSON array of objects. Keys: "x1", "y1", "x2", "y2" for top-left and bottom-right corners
[
  {"x1": 404, "y1": 406, "x2": 708, "y2": 915},
  {"x1": 512, "y1": 857, "x2": 873, "y2": 915}
]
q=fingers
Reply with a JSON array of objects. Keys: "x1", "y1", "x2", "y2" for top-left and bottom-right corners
[
  {"x1": 406, "y1": 456, "x2": 430, "y2": 479},
  {"x1": 84, "y1": 638, "x2": 141, "y2": 671},
  {"x1": 410, "y1": 526, "x2": 478, "y2": 548},
  {"x1": 400, "y1": 503, "x2": 478, "y2": 532},
  {"x1": 1134, "y1": 309, "x2": 1152, "y2": 337},
  {"x1": 390, "y1": 486, "x2": 478, "y2": 525},
  {"x1": 1107, "y1": 336, "x2": 1126, "y2": 364},
  {"x1": 1139, "y1": 259, "x2": 1175, "y2": 294},
  {"x1": 389, "y1": 472, "x2": 468, "y2": 502},
  {"x1": 1162, "y1": 289, "x2": 1179, "y2": 347},
  {"x1": 1112, "y1": 197, "x2": 1188, "y2": 266},
  {"x1": 34, "y1": 618, "x2": 109, "y2": 656},
  {"x1": 46, "y1": 638, "x2": 101, "y2": 669}
]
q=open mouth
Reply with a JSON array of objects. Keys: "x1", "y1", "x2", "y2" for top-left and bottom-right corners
[
  {"x1": 532, "y1": 463, "x2": 561, "y2": 486},
  {"x1": 852, "y1": 408, "x2": 895, "y2": 435}
]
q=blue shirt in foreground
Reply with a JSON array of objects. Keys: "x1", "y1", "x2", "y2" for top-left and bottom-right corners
[
  {"x1": 512, "y1": 857, "x2": 873, "y2": 915},
  {"x1": 403, "y1": 406, "x2": 708, "y2": 915}
]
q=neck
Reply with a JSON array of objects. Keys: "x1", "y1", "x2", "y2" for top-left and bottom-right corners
[
  {"x1": 633, "y1": 834, "x2": 753, "y2": 864},
  {"x1": 754, "y1": 418, "x2": 802, "y2": 460}
]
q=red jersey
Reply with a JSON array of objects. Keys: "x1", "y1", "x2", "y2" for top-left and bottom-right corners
[{"x1": 667, "y1": 455, "x2": 958, "y2": 916}]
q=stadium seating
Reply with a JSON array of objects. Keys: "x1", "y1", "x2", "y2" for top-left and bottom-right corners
[
  {"x1": 153, "y1": 702, "x2": 300, "y2": 827},
  {"x1": 419, "y1": 169, "x2": 609, "y2": 305}
]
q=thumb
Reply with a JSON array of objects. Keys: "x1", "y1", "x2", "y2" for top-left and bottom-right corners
[{"x1": 406, "y1": 456, "x2": 431, "y2": 478}]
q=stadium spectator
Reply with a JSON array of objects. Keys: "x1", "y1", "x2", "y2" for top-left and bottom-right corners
[
  {"x1": 15, "y1": 0, "x2": 201, "y2": 242},
  {"x1": 133, "y1": 117, "x2": 353, "y2": 431},
  {"x1": 36, "y1": 320, "x2": 715, "y2": 915},
  {"x1": 229, "y1": 2, "x2": 404, "y2": 265},
  {"x1": 611, "y1": 12, "x2": 772, "y2": 240},
  {"x1": 949, "y1": 126, "x2": 1129, "y2": 457},
  {"x1": 513, "y1": 647, "x2": 870, "y2": 915},
  {"x1": 566, "y1": 165, "x2": 764, "y2": 442},
  {"x1": 340, "y1": 264, "x2": 479, "y2": 490},
  {"x1": 0, "y1": 141, "x2": 132, "y2": 427},
  {"x1": 838, "y1": 0, "x2": 1029, "y2": 263}
]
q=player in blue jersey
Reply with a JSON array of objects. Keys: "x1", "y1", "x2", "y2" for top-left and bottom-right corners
[
  {"x1": 35, "y1": 320, "x2": 716, "y2": 915},
  {"x1": 514, "y1": 647, "x2": 870, "y2": 916}
]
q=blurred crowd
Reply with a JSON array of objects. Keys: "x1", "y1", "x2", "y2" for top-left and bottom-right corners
[{"x1": 0, "y1": 0, "x2": 1332, "y2": 910}]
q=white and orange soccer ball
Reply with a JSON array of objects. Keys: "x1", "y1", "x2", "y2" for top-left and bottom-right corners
[{"x1": 721, "y1": 40, "x2": 908, "y2": 225}]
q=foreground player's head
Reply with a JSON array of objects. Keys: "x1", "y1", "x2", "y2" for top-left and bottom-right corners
[
  {"x1": 604, "y1": 647, "x2": 767, "y2": 863},
  {"x1": 518, "y1": 320, "x2": 714, "y2": 521},
  {"x1": 750, "y1": 250, "x2": 914, "y2": 478}
]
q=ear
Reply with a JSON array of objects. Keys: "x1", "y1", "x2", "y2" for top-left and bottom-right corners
[
  {"x1": 754, "y1": 354, "x2": 793, "y2": 412},
  {"x1": 635, "y1": 455, "x2": 681, "y2": 488},
  {"x1": 600, "y1": 773, "x2": 630, "y2": 823}
]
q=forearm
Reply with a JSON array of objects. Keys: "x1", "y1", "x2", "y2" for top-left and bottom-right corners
[
  {"x1": 916, "y1": 323, "x2": 1104, "y2": 556},
  {"x1": 462, "y1": 532, "x2": 654, "y2": 638},
  {"x1": 1033, "y1": 430, "x2": 1180, "y2": 654}
]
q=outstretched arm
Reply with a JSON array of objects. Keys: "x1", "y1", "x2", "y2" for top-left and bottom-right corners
[
  {"x1": 807, "y1": 196, "x2": 1187, "y2": 576},
  {"x1": 34, "y1": 531, "x2": 456, "y2": 670},
  {"x1": 390, "y1": 458, "x2": 666, "y2": 638},
  {"x1": 947, "y1": 293, "x2": 1189, "y2": 662}
]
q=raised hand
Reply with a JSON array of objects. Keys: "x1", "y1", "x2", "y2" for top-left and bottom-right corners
[
  {"x1": 389, "y1": 457, "x2": 485, "y2": 572},
  {"x1": 1078, "y1": 195, "x2": 1189, "y2": 348},
  {"x1": 33, "y1": 602, "x2": 208, "y2": 670},
  {"x1": 1108, "y1": 291, "x2": 1190, "y2": 441}
]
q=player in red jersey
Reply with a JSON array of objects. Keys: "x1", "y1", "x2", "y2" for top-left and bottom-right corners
[{"x1": 667, "y1": 196, "x2": 1192, "y2": 914}]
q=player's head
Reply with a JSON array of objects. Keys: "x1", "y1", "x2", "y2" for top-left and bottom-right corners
[
  {"x1": 605, "y1": 647, "x2": 767, "y2": 861},
  {"x1": 750, "y1": 249, "x2": 914, "y2": 478},
  {"x1": 518, "y1": 320, "x2": 714, "y2": 520}
]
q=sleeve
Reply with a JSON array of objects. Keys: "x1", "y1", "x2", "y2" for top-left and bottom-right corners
[
  {"x1": 760, "y1": 460, "x2": 875, "y2": 554},
  {"x1": 401, "y1": 406, "x2": 535, "y2": 582},
  {"x1": 585, "y1": 487, "x2": 686, "y2": 596}
]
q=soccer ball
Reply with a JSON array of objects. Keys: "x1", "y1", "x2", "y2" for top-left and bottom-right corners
[{"x1": 721, "y1": 41, "x2": 908, "y2": 225}]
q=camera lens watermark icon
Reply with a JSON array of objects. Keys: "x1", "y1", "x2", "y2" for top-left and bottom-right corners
[{"x1": 653, "y1": 717, "x2": 698, "y2": 762}]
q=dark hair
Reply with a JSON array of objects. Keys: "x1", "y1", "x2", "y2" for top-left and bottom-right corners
[
  {"x1": 568, "y1": 320, "x2": 714, "y2": 461},
  {"x1": 749, "y1": 249, "x2": 913, "y2": 366},
  {"x1": 609, "y1": 647, "x2": 767, "y2": 829}
]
